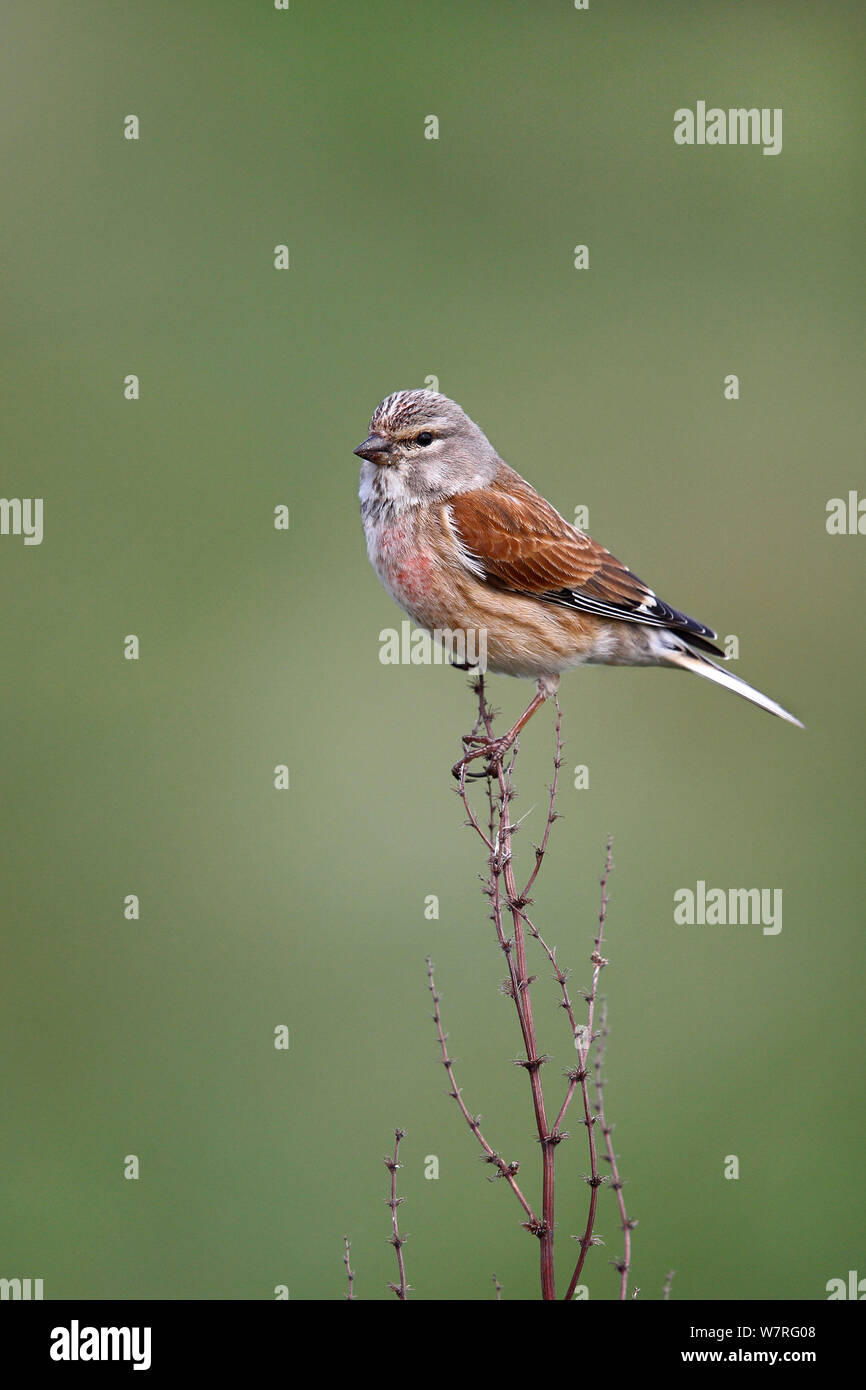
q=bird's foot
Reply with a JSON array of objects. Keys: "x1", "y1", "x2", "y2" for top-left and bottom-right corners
[{"x1": 451, "y1": 736, "x2": 511, "y2": 782}]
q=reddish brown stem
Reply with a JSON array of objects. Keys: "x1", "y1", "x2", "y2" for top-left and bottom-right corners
[
  {"x1": 563, "y1": 838, "x2": 615, "y2": 1301},
  {"x1": 426, "y1": 956, "x2": 540, "y2": 1229},
  {"x1": 384, "y1": 1129, "x2": 408, "y2": 1299},
  {"x1": 476, "y1": 679, "x2": 556, "y2": 1300},
  {"x1": 449, "y1": 677, "x2": 622, "y2": 1303},
  {"x1": 595, "y1": 996, "x2": 635, "y2": 1300}
]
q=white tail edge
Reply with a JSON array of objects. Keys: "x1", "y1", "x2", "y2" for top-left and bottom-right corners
[{"x1": 665, "y1": 649, "x2": 805, "y2": 729}]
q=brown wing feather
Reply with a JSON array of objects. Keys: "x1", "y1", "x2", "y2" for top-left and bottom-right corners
[{"x1": 448, "y1": 466, "x2": 721, "y2": 652}]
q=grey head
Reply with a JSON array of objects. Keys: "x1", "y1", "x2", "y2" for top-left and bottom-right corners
[{"x1": 354, "y1": 389, "x2": 500, "y2": 512}]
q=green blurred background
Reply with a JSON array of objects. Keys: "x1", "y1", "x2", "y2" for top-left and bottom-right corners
[{"x1": 1, "y1": 1, "x2": 863, "y2": 1300}]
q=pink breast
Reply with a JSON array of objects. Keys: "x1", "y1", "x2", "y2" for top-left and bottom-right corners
[
  {"x1": 374, "y1": 517, "x2": 437, "y2": 609},
  {"x1": 391, "y1": 550, "x2": 433, "y2": 604}
]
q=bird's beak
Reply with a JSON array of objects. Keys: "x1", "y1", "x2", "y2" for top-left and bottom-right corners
[{"x1": 353, "y1": 433, "x2": 391, "y2": 464}]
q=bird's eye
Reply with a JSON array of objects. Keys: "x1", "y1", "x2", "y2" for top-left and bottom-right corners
[{"x1": 416, "y1": 431, "x2": 434, "y2": 446}]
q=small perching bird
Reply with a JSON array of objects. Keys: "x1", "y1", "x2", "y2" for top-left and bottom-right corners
[{"x1": 355, "y1": 389, "x2": 804, "y2": 777}]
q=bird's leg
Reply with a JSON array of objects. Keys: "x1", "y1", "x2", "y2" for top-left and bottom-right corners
[{"x1": 451, "y1": 677, "x2": 558, "y2": 781}]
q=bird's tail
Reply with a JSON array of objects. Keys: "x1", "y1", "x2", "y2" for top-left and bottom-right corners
[{"x1": 664, "y1": 647, "x2": 805, "y2": 728}]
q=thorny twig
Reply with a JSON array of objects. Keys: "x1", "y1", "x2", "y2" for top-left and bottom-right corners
[
  {"x1": 440, "y1": 675, "x2": 635, "y2": 1300},
  {"x1": 384, "y1": 1128, "x2": 409, "y2": 1299},
  {"x1": 427, "y1": 956, "x2": 540, "y2": 1228},
  {"x1": 595, "y1": 996, "x2": 637, "y2": 1299},
  {"x1": 564, "y1": 838, "x2": 616, "y2": 1300},
  {"x1": 456, "y1": 678, "x2": 557, "y2": 1297},
  {"x1": 342, "y1": 1237, "x2": 355, "y2": 1300}
]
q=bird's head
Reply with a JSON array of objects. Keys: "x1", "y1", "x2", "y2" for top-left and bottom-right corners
[{"x1": 354, "y1": 390, "x2": 498, "y2": 504}]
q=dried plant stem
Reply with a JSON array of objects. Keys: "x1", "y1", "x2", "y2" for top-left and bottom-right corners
[
  {"x1": 562, "y1": 1062, "x2": 603, "y2": 1299},
  {"x1": 426, "y1": 956, "x2": 539, "y2": 1227},
  {"x1": 453, "y1": 678, "x2": 565, "y2": 1299},
  {"x1": 343, "y1": 1237, "x2": 355, "y2": 1300},
  {"x1": 449, "y1": 676, "x2": 629, "y2": 1302},
  {"x1": 519, "y1": 695, "x2": 563, "y2": 902},
  {"x1": 462, "y1": 679, "x2": 558, "y2": 1298},
  {"x1": 384, "y1": 1128, "x2": 409, "y2": 1299},
  {"x1": 564, "y1": 837, "x2": 614, "y2": 1301},
  {"x1": 498, "y1": 775, "x2": 558, "y2": 1298},
  {"x1": 594, "y1": 996, "x2": 636, "y2": 1300}
]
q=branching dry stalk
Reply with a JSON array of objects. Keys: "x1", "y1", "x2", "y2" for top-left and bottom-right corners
[
  {"x1": 437, "y1": 674, "x2": 633, "y2": 1301},
  {"x1": 565, "y1": 837, "x2": 616, "y2": 1299},
  {"x1": 384, "y1": 1128, "x2": 409, "y2": 1300},
  {"x1": 427, "y1": 956, "x2": 540, "y2": 1227},
  {"x1": 343, "y1": 1236, "x2": 355, "y2": 1301},
  {"x1": 594, "y1": 995, "x2": 637, "y2": 1299}
]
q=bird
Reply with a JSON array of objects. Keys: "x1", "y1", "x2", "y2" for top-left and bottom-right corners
[{"x1": 354, "y1": 389, "x2": 804, "y2": 778}]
